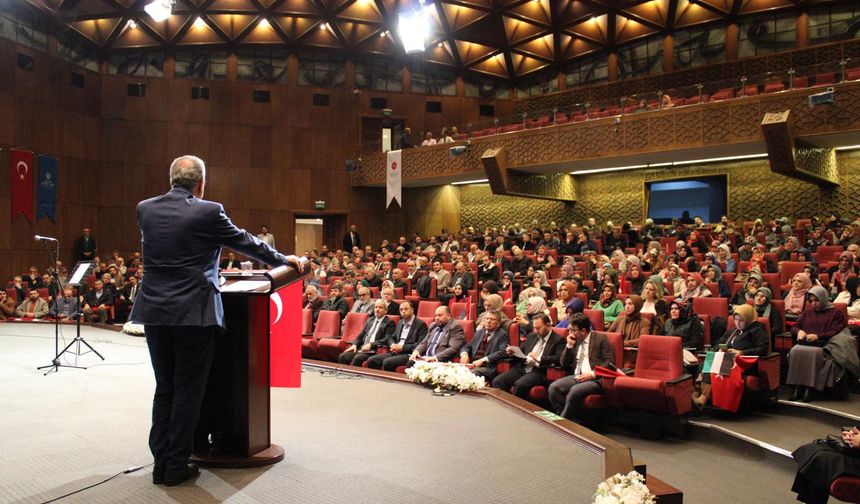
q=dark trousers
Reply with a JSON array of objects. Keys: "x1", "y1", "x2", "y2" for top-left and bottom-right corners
[
  {"x1": 337, "y1": 351, "x2": 373, "y2": 367},
  {"x1": 146, "y1": 325, "x2": 216, "y2": 471},
  {"x1": 492, "y1": 365, "x2": 550, "y2": 399},
  {"x1": 368, "y1": 353, "x2": 410, "y2": 371},
  {"x1": 548, "y1": 376, "x2": 602, "y2": 419}
]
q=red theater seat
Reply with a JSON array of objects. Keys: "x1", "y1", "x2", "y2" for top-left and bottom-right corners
[
  {"x1": 301, "y1": 308, "x2": 314, "y2": 336},
  {"x1": 302, "y1": 310, "x2": 340, "y2": 359},
  {"x1": 584, "y1": 309, "x2": 605, "y2": 332},
  {"x1": 583, "y1": 332, "x2": 624, "y2": 411},
  {"x1": 764, "y1": 81, "x2": 785, "y2": 93},
  {"x1": 831, "y1": 476, "x2": 860, "y2": 503},
  {"x1": 692, "y1": 297, "x2": 729, "y2": 321},
  {"x1": 612, "y1": 335, "x2": 693, "y2": 416},
  {"x1": 315, "y1": 312, "x2": 369, "y2": 362}
]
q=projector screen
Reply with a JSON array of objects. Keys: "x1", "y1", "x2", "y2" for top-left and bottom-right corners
[{"x1": 646, "y1": 175, "x2": 727, "y2": 224}]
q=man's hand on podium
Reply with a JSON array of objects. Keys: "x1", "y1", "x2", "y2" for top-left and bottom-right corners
[{"x1": 288, "y1": 256, "x2": 307, "y2": 273}]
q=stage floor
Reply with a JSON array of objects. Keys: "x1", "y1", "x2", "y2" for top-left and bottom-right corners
[{"x1": 0, "y1": 323, "x2": 602, "y2": 503}]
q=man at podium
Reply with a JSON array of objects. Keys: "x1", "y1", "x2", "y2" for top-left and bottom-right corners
[{"x1": 130, "y1": 155, "x2": 304, "y2": 487}]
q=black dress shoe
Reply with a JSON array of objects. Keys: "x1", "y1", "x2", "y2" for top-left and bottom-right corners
[
  {"x1": 789, "y1": 386, "x2": 802, "y2": 401},
  {"x1": 164, "y1": 463, "x2": 200, "y2": 487},
  {"x1": 801, "y1": 387, "x2": 813, "y2": 403},
  {"x1": 152, "y1": 465, "x2": 165, "y2": 485}
]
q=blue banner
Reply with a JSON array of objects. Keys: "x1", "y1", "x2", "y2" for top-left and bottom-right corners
[{"x1": 37, "y1": 155, "x2": 57, "y2": 223}]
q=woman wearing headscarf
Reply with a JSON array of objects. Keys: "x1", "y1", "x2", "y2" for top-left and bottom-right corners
[
  {"x1": 513, "y1": 295, "x2": 550, "y2": 334},
  {"x1": 834, "y1": 276, "x2": 860, "y2": 322},
  {"x1": 476, "y1": 293, "x2": 509, "y2": 328},
  {"x1": 662, "y1": 264, "x2": 685, "y2": 297},
  {"x1": 531, "y1": 270, "x2": 553, "y2": 299},
  {"x1": 753, "y1": 286, "x2": 783, "y2": 337},
  {"x1": 662, "y1": 300, "x2": 704, "y2": 351},
  {"x1": 703, "y1": 263, "x2": 730, "y2": 298},
  {"x1": 555, "y1": 263, "x2": 575, "y2": 290},
  {"x1": 641, "y1": 275, "x2": 669, "y2": 333},
  {"x1": 786, "y1": 285, "x2": 849, "y2": 402},
  {"x1": 500, "y1": 270, "x2": 520, "y2": 304},
  {"x1": 592, "y1": 283, "x2": 623, "y2": 329},
  {"x1": 731, "y1": 272, "x2": 762, "y2": 312},
  {"x1": 516, "y1": 287, "x2": 546, "y2": 315},
  {"x1": 550, "y1": 281, "x2": 575, "y2": 323},
  {"x1": 675, "y1": 274, "x2": 712, "y2": 303},
  {"x1": 609, "y1": 295, "x2": 649, "y2": 348},
  {"x1": 829, "y1": 251, "x2": 857, "y2": 296},
  {"x1": 554, "y1": 297, "x2": 585, "y2": 329},
  {"x1": 624, "y1": 261, "x2": 645, "y2": 296},
  {"x1": 694, "y1": 304, "x2": 769, "y2": 408},
  {"x1": 717, "y1": 243, "x2": 736, "y2": 273},
  {"x1": 784, "y1": 273, "x2": 812, "y2": 322}
]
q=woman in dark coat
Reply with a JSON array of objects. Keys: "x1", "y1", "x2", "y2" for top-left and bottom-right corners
[
  {"x1": 662, "y1": 299, "x2": 704, "y2": 351},
  {"x1": 786, "y1": 285, "x2": 848, "y2": 402},
  {"x1": 792, "y1": 427, "x2": 860, "y2": 504}
]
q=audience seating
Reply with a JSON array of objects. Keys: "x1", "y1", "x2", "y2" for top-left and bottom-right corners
[
  {"x1": 830, "y1": 477, "x2": 860, "y2": 503},
  {"x1": 301, "y1": 308, "x2": 314, "y2": 336},
  {"x1": 692, "y1": 297, "x2": 729, "y2": 322},
  {"x1": 584, "y1": 309, "x2": 605, "y2": 332},
  {"x1": 315, "y1": 312, "x2": 369, "y2": 361},
  {"x1": 417, "y1": 300, "x2": 442, "y2": 318},
  {"x1": 612, "y1": 335, "x2": 693, "y2": 416},
  {"x1": 302, "y1": 310, "x2": 340, "y2": 359}
]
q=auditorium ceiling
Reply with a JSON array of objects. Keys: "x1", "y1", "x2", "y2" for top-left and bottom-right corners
[{"x1": 23, "y1": 0, "x2": 837, "y2": 81}]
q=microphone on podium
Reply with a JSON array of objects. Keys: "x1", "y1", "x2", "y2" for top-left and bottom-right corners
[{"x1": 34, "y1": 235, "x2": 59, "y2": 242}]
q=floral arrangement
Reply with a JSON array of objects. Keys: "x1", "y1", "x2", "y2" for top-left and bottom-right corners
[
  {"x1": 405, "y1": 361, "x2": 486, "y2": 392},
  {"x1": 593, "y1": 471, "x2": 656, "y2": 504},
  {"x1": 122, "y1": 321, "x2": 145, "y2": 336}
]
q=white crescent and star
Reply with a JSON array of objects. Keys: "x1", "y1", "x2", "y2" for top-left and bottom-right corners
[
  {"x1": 16, "y1": 161, "x2": 28, "y2": 181},
  {"x1": 271, "y1": 292, "x2": 283, "y2": 325}
]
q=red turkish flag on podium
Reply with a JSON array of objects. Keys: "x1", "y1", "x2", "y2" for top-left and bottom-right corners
[{"x1": 11, "y1": 149, "x2": 35, "y2": 223}]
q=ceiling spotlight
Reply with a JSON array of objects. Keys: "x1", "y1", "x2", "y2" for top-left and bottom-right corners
[
  {"x1": 437, "y1": 42, "x2": 443, "y2": 48},
  {"x1": 320, "y1": 22, "x2": 328, "y2": 31},
  {"x1": 398, "y1": 9, "x2": 428, "y2": 53},
  {"x1": 193, "y1": 17, "x2": 206, "y2": 29},
  {"x1": 126, "y1": 19, "x2": 137, "y2": 29},
  {"x1": 258, "y1": 18, "x2": 270, "y2": 29},
  {"x1": 144, "y1": 0, "x2": 173, "y2": 23},
  {"x1": 380, "y1": 31, "x2": 386, "y2": 38}
]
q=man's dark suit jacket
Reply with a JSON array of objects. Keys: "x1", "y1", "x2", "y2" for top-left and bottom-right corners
[
  {"x1": 414, "y1": 319, "x2": 465, "y2": 362},
  {"x1": 73, "y1": 235, "x2": 97, "y2": 262},
  {"x1": 342, "y1": 231, "x2": 362, "y2": 251},
  {"x1": 320, "y1": 296, "x2": 349, "y2": 321},
  {"x1": 513, "y1": 331, "x2": 566, "y2": 375},
  {"x1": 460, "y1": 326, "x2": 509, "y2": 365},
  {"x1": 558, "y1": 331, "x2": 616, "y2": 373},
  {"x1": 382, "y1": 316, "x2": 428, "y2": 354},
  {"x1": 84, "y1": 288, "x2": 114, "y2": 308},
  {"x1": 353, "y1": 316, "x2": 396, "y2": 350},
  {"x1": 130, "y1": 186, "x2": 290, "y2": 328},
  {"x1": 385, "y1": 300, "x2": 400, "y2": 316}
]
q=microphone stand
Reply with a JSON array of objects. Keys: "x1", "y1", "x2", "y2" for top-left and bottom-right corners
[{"x1": 36, "y1": 238, "x2": 103, "y2": 374}]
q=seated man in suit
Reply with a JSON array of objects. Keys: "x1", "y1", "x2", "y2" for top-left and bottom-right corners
[
  {"x1": 547, "y1": 313, "x2": 616, "y2": 420},
  {"x1": 338, "y1": 299, "x2": 395, "y2": 367},
  {"x1": 440, "y1": 261, "x2": 475, "y2": 304},
  {"x1": 408, "y1": 305, "x2": 465, "y2": 366},
  {"x1": 361, "y1": 267, "x2": 382, "y2": 289},
  {"x1": 16, "y1": 289, "x2": 49, "y2": 319},
  {"x1": 51, "y1": 285, "x2": 80, "y2": 320},
  {"x1": 380, "y1": 286, "x2": 400, "y2": 315},
  {"x1": 367, "y1": 301, "x2": 428, "y2": 371},
  {"x1": 320, "y1": 281, "x2": 349, "y2": 322},
  {"x1": 82, "y1": 279, "x2": 114, "y2": 323},
  {"x1": 349, "y1": 286, "x2": 375, "y2": 316},
  {"x1": 429, "y1": 260, "x2": 451, "y2": 292},
  {"x1": 492, "y1": 313, "x2": 564, "y2": 399},
  {"x1": 391, "y1": 268, "x2": 408, "y2": 291},
  {"x1": 219, "y1": 251, "x2": 241, "y2": 271},
  {"x1": 458, "y1": 310, "x2": 509, "y2": 381}
]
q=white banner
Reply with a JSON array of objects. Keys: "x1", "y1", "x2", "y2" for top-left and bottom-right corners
[{"x1": 386, "y1": 149, "x2": 402, "y2": 208}]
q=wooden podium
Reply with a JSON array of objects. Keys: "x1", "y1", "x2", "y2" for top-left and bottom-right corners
[{"x1": 191, "y1": 264, "x2": 308, "y2": 468}]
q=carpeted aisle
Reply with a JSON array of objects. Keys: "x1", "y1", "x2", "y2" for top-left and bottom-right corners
[{"x1": 0, "y1": 324, "x2": 602, "y2": 503}]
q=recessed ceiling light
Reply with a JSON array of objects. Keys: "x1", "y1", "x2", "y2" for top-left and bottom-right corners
[
  {"x1": 380, "y1": 31, "x2": 386, "y2": 38},
  {"x1": 126, "y1": 19, "x2": 137, "y2": 29},
  {"x1": 258, "y1": 18, "x2": 270, "y2": 29},
  {"x1": 194, "y1": 17, "x2": 206, "y2": 29}
]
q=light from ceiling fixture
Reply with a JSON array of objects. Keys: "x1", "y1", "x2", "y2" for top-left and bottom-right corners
[
  {"x1": 380, "y1": 31, "x2": 386, "y2": 38},
  {"x1": 451, "y1": 179, "x2": 489, "y2": 186},
  {"x1": 399, "y1": 9, "x2": 428, "y2": 54},
  {"x1": 569, "y1": 153, "x2": 769, "y2": 175},
  {"x1": 258, "y1": 18, "x2": 270, "y2": 29},
  {"x1": 193, "y1": 17, "x2": 206, "y2": 29},
  {"x1": 144, "y1": 0, "x2": 173, "y2": 23},
  {"x1": 437, "y1": 42, "x2": 443, "y2": 48},
  {"x1": 126, "y1": 19, "x2": 137, "y2": 29},
  {"x1": 835, "y1": 144, "x2": 860, "y2": 151},
  {"x1": 320, "y1": 22, "x2": 328, "y2": 31}
]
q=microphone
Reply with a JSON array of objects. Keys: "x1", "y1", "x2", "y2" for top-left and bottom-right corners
[{"x1": 34, "y1": 235, "x2": 59, "y2": 242}]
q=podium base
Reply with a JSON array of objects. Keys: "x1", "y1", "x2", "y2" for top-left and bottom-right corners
[{"x1": 191, "y1": 443, "x2": 285, "y2": 468}]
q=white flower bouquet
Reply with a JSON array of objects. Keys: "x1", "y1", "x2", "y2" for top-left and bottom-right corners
[
  {"x1": 592, "y1": 471, "x2": 656, "y2": 504},
  {"x1": 122, "y1": 321, "x2": 145, "y2": 336},
  {"x1": 405, "y1": 361, "x2": 486, "y2": 392}
]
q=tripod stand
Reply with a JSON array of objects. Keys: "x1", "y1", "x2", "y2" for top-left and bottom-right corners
[{"x1": 36, "y1": 239, "x2": 104, "y2": 375}]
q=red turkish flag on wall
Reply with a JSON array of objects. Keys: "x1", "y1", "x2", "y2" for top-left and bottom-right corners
[{"x1": 11, "y1": 149, "x2": 35, "y2": 223}]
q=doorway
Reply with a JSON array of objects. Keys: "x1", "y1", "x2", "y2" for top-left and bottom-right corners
[{"x1": 294, "y1": 218, "x2": 323, "y2": 255}]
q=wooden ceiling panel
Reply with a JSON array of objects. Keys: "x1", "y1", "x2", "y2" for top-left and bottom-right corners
[
  {"x1": 207, "y1": 0, "x2": 258, "y2": 13},
  {"x1": 301, "y1": 24, "x2": 342, "y2": 49},
  {"x1": 273, "y1": 0, "x2": 323, "y2": 15},
  {"x1": 623, "y1": 0, "x2": 670, "y2": 27},
  {"x1": 441, "y1": 3, "x2": 489, "y2": 32},
  {"x1": 507, "y1": 0, "x2": 551, "y2": 26},
  {"x1": 739, "y1": 0, "x2": 794, "y2": 15},
  {"x1": 515, "y1": 33, "x2": 554, "y2": 60},
  {"x1": 674, "y1": 0, "x2": 724, "y2": 28},
  {"x1": 337, "y1": 20, "x2": 379, "y2": 46},
  {"x1": 470, "y1": 53, "x2": 507, "y2": 78},
  {"x1": 510, "y1": 52, "x2": 549, "y2": 76},
  {"x1": 243, "y1": 18, "x2": 284, "y2": 43},
  {"x1": 209, "y1": 14, "x2": 256, "y2": 39},
  {"x1": 70, "y1": 17, "x2": 121, "y2": 45},
  {"x1": 425, "y1": 41, "x2": 456, "y2": 65},
  {"x1": 697, "y1": 0, "x2": 733, "y2": 14},
  {"x1": 557, "y1": 0, "x2": 600, "y2": 27},
  {"x1": 112, "y1": 22, "x2": 162, "y2": 48},
  {"x1": 338, "y1": 1, "x2": 383, "y2": 23},
  {"x1": 456, "y1": 40, "x2": 496, "y2": 65},
  {"x1": 615, "y1": 15, "x2": 657, "y2": 44},
  {"x1": 274, "y1": 15, "x2": 317, "y2": 41},
  {"x1": 175, "y1": 18, "x2": 225, "y2": 44},
  {"x1": 565, "y1": 14, "x2": 609, "y2": 44},
  {"x1": 503, "y1": 16, "x2": 545, "y2": 45},
  {"x1": 558, "y1": 33, "x2": 603, "y2": 60}
]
